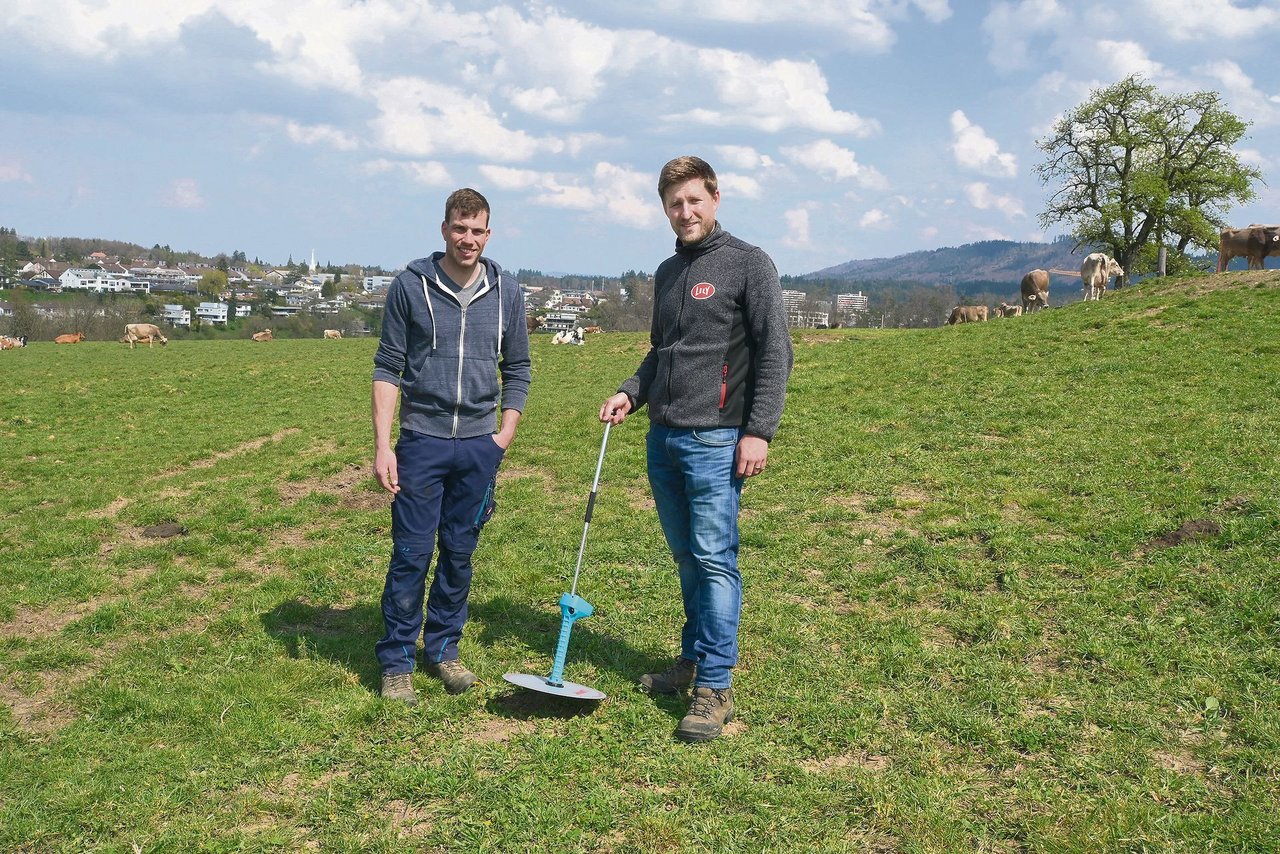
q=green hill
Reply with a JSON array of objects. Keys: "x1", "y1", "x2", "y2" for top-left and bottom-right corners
[{"x1": 1, "y1": 271, "x2": 1277, "y2": 850}]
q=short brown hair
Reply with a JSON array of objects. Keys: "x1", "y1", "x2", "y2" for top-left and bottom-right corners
[
  {"x1": 444, "y1": 188, "x2": 490, "y2": 225},
  {"x1": 658, "y1": 156, "x2": 717, "y2": 201}
]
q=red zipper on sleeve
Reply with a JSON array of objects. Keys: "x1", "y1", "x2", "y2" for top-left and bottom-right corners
[{"x1": 719, "y1": 363, "x2": 729, "y2": 409}]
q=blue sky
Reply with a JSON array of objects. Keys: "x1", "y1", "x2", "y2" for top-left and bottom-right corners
[{"x1": 2, "y1": 0, "x2": 1279, "y2": 276}]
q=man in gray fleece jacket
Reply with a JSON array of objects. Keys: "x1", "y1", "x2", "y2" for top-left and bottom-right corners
[
  {"x1": 600, "y1": 156, "x2": 793, "y2": 741},
  {"x1": 372, "y1": 188, "x2": 531, "y2": 705}
]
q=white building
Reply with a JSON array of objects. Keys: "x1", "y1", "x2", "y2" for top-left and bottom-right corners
[
  {"x1": 163, "y1": 304, "x2": 191, "y2": 327},
  {"x1": 363, "y1": 275, "x2": 395, "y2": 293},
  {"x1": 781, "y1": 289, "x2": 808, "y2": 314},
  {"x1": 788, "y1": 309, "x2": 830, "y2": 329},
  {"x1": 60, "y1": 268, "x2": 138, "y2": 294},
  {"x1": 196, "y1": 302, "x2": 228, "y2": 324},
  {"x1": 836, "y1": 292, "x2": 869, "y2": 315}
]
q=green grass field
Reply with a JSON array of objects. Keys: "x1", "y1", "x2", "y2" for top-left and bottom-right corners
[{"x1": 2, "y1": 272, "x2": 1278, "y2": 852}]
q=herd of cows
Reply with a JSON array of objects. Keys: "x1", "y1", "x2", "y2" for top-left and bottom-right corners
[
  {"x1": 0, "y1": 324, "x2": 346, "y2": 348},
  {"x1": 947, "y1": 223, "x2": 1278, "y2": 325}
]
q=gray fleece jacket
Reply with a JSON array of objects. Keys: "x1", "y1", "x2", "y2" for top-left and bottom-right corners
[
  {"x1": 373, "y1": 253, "x2": 531, "y2": 439},
  {"x1": 619, "y1": 224, "x2": 793, "y2": 441}
]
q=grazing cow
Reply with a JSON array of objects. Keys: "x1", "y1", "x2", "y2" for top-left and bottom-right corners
[
  {"x1": 994, "y1": 302, "x2": 1023, "y2": 318},
  {"x1": 946, "y1": 305, "x2": 988, "y2": 324},
  {"x1": 582, "y1": 325, "x2": 603, "y2": 334},
  {"x1": 1080, "y1": 253, "x2": 1124, "y2": 301},
  {"x1": 125, "y1": 323, "x2": 168, "y2": 349},
  {"x1": 251, "y1": 329, "x2": 274, "y2": 342},
  {"x1": 54, "y1": 332, "x2": 86, "y2": 344},
  {"x1": 1020, "y1": 269, "x2": 1050, "y2": 312},
  {"x1": 526, "y1": 315, "x2": 544, "y2": 334},
  {"x1": 323, "y1": 329, "x2": 342, "y2": 339},
  {"x1": 1217, "y1": 224, "x2": 1280, "y2": 272}
]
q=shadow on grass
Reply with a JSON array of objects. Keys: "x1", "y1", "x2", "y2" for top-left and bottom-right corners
[
  {"x1": 259, "y1": 595, "x2": 685, "y2": 720},
  {"x1": 260, "y1": 601, "x2": 384, "y2": 692},
  {"x1": 470, "y1": 595, "x2": 685, "y2": 721}
]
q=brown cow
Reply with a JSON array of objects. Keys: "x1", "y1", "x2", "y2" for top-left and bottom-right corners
[
  {"x1": 251, "y1": 329, "x2": 274, "y2": 342},
  {"x1": 994, "y1": 302, "x2": 1023, "y2": 318},
  {"x1": 323, "y1": 329, "x2": 342, "y2": 339},
  {"x1": 526, "y1": 315, "x2": 544, "y2": 334},
  {"x1": 946, "y1": 305, "x2": 988, "y2": 324},
  {"x1": 582, "y1": 325, "x2": 603, "y2": 333},
  {"x1": 125, "y1": 323, "x2": 168, "y2": 349},
  {"x1": 1217, "y1": 224, "x2": 1280, "y2": 272},
  {"x1": 54, "y1": 332, "x2": 86, "y2": 344},
  {"x1": 1020, "y1": 269, "x2": 1050, "y2": 312}
]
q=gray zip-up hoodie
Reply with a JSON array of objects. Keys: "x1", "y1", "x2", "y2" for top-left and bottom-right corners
[
  {"x1": 373, "y1": 253, "x2": 531, "y2": 439},
  {"x1": 619, "y1": 224, "x2": 793, "y2": 441}
]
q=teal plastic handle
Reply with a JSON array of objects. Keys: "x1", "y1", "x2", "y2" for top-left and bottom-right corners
[{"x1": 546, "y1": 593, "x2": 593, "y2": 686}]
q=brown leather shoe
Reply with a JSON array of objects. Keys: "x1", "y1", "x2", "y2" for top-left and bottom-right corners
[
  {"x1": 380, "y1": 672, "x2": 418, "y2": 706},
  {"x1": 425, "y1": 658, "x2": 477, "y2": 694},
  {"x1": 676, "y1": 686, "x2": 734, "y2": 742},
  {"x1": 638, "y1": 656, "x2": 696, "y2": 695}
]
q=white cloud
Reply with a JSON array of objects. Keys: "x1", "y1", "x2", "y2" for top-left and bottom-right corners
[
  {"x1": 949, "y1": 110, "x2": 1017, "y2": 177},
  {"x1": 645, "y1": 0, "x2": 950, "y2": 50},
  {"x1": 982, "y1": 0, "x2": 1067, "y2": 72},
  {"x1": 1137, "y1": 0, "x2": 1280, "y2": 41},
  {"x1": 1095, "y1": 39, "x2": 1170, "y2": 83},
  {"x1": 673, "y1": 53, "x2": 879, "y2": 136},
  {"x1": 1236, "y1": 148, "x2": 1274, "y2": 170},
  {"x1": 714, "y1": 145, "x2": 775, "y2": 170},
  {"x1": 479, "y1": 162, "x2": 659, "y2": 228},
  {"x1": 1197, "y1": 60, "x2": 1280, "y2": 126},
  {"x1": 782, "y1": 208, "x2": 812, "y2": 249},
  {"x1": 780, "y1": 139, "x2": 888, "y2": 188},
  {"x1": 0, "y1": 158, "x2": 32, "y2": 182},
  {"x1": 859, "y1": 208, "x2": 890, "y2": 228},
  {"x1": 719, "y1": 173, "x2": 763, "y2": 199},
  {"x1": 285, "y1": 121, "x2": 359, "y2": 151},
  {"x1": 160, "y1": 178, "x2": 204, "y2": 210},
  {"x1": 966, "y1": 224, "x2": 1013, "y2": 240},
  {"x1": 965, "y1": 182, "x2": 1025, "y2": 218},
  {"x1": 920, "y1": 225, "x2": 939, "y2": 241}
]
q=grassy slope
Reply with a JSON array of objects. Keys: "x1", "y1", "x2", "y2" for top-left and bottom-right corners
[{"x1": 1, "y1": 272, "x2": 1277, "y2": 852}]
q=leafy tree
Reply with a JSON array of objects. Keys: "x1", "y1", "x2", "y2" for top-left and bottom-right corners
[
  {"x1": 1036, "y1": 75, "x2": 1260, "y2": 282},
  {"x1": 198, "y1": 269, "x2": 228, "y2": 299}
]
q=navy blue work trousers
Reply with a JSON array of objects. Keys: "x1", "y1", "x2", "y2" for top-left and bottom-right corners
[{"x1": 375, "y1": 430, "x2": 503, "y2": 675}]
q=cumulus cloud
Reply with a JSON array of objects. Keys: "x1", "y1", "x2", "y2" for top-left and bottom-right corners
[
  {"x1": 719, "y1": 173, "x2": 763, "y2": 199},
  {"x1": 479, "y1": 162, "x2": 660, "y2": 228},
  {"x1": 285, "y1": 121, "x2": 359, "y2": 151},
  {"x1": 949, "y1": 111, "x2": 1017, "y2": 177},
  {"x1": 965, "y1": 182, "x2": 1025, "y2": 218},
  {"x1": 714, "y1": 145, "x2": 776, "y2": 170},
  {"x1": 781, "y1": 207, "x2": 812, "y2": 249},
  {"x1": 644, "y1": 0, "x2": 950, "y2": 51},
  {"x1": 673, "y1": 53, "x2": 880, "y2": 136},
  {"x1": 1197, "y1": 60, "x2": 1280, "y2": 126},
  {"x1": 160, "y1": 178, "x2": 204, "y2": 210},
  {"x1": 982, "y1": 0, "x2": 1067, "y2": 72},
  {"x1": 1138, "y1": 0, "x2": 1280, "y2": 42},
  {"x1": 780, "y1": 139, "x2": 888, "y2": 188},
  {"x1": 859, "y1": 208, "x2": 890, "y2": 228}
]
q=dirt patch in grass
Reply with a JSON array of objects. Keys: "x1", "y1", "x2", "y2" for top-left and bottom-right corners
[
  {"x1": 0, "y1": 674, "x2": 78, "y2": 734},
  {"x1": 801, "y1": 751, "x2": 891, "y2": 773},
  {"x1": 386, "y1": 799, "x2": 434, "y2": 837},
  {"x1": 279, "y1": 462, "x2": 389, "y2": 511},
  {"x1": 464, "y1": 715, "x2": 534, "y2": 744},
  {"x1": 1139, "y1": 518, "x2": 1221, "y2": 554},
  {"x1": 622, "y1": 483, "x2": 656, "y2": 511}
]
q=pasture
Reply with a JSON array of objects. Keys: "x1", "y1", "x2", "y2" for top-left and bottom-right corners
[{"x1": 2, "y1": 272, "x2": 1278, "y2": 852}]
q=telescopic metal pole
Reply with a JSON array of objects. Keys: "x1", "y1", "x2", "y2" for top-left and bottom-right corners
[{"x1": 568, "y1": 420, "x2": 611, "y2": 598}]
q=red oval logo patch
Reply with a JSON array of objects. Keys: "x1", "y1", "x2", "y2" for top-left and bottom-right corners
[{"x1": 691, "y1": 282, "x2": 715, "y2": 300}]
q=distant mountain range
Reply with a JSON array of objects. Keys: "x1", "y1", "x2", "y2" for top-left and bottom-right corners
[{"x1": 804, "y1": 237, "x2": 1090, "y2": 285}]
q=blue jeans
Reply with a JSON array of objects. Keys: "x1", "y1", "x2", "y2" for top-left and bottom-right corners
[
  {"x1": 646, "y1": 424, "x2": 744, "y2": 689},
  {"x1": 375, "y1": 431, "x2": 503, "y2": 675}
]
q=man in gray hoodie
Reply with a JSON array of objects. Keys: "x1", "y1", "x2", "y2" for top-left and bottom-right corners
[
  {"x1": 372, "y1": 188, "x2": 531, "y2": 705},
  {"x1": 600, "y1": 156, "x2": 793, "y2": 741}
]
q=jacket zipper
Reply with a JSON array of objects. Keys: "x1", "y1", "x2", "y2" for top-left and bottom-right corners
[{"x1": 719, "y1": 362, "x2": 728, "y2": 409}]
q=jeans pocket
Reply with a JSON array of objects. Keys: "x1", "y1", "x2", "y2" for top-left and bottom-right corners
[{"x1": 691, "y1": 427, "x2": 740, "y2": 447}]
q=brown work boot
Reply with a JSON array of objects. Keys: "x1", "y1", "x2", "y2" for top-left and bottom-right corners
[
  {"x1": 425, "y1": 658, "x2": 478, "y2": 694},
  {"x1": 380, "y1": 672, "x2": 418, "y2": 706},
  {"x1": 638, "y1": 656, "x2": 696, "y2": 695},
  {"x1": 676, "y1": 686, "x2": 734, "y2": 742}
]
